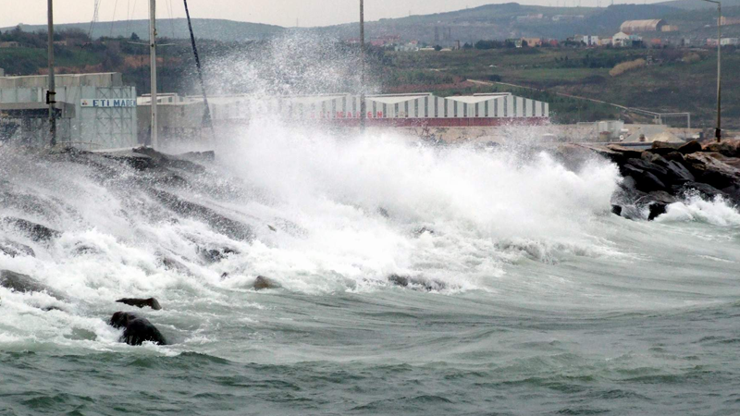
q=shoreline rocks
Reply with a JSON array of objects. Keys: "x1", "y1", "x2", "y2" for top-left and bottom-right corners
[
  {"x1": 559, "y1": 139, "x2": 740, "y2": 221},
  {"x1": 116, "y1": 298, "x2": 162, "y2": 310},
  {"x1": 109, "y1": 312, "x2": 167, "y2": 346}
]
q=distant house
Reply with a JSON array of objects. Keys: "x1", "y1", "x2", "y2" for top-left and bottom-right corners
[
  {"x1": 620, "y1": 19, "x2": 666, "y2": 33},
  {"x1": 721, "y1": 38, "x2": 740, "y2": 46},
  {"x1": 516, "y1": 14, "x2": 544, "y2": 22},
  {"x1": 572, "y1": 35, "x2": 600, "y2": 46},
  {"x1": 553, "y1": 15, "x2": 585, "y2": 22},
  {"x1": 612, "y1": 32, "x2": 641, "y2": 47},
  {"x1": 506, "y1": 39, "x2": 523, "y2": 48},
  {"x1": 395, "y1": 41, "x2": 420, "y2": 52},
  {"x1": 0, "y1": 41, "x2": 19, "y2": 49},
  {"x1": 719, "y1": 17, "x2": 740, "y2": 26},
  {"x1": 521, "y1": 37, "x2": 542, "y2": 47}
]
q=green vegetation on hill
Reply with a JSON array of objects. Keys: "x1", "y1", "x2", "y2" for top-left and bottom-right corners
[{"x1": 381, "y1": 47, "x2": 739, "y2": 127}]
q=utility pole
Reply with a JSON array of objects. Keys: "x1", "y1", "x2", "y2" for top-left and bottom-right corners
[
  {"x1": 702, "y1": 0, "x2": 722, "y2": 141},
  {"x1": 360, "y1": 0, "x2": 366, "y2": 133},
  {"x1": 47, "y1": 0, "x2": 57, "y2": 146},
  {"x1": 149, "y1": 0, "x2": 158, "y2": 149}
]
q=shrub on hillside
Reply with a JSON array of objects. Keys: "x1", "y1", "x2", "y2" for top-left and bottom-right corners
[{"x1": 609, "y1": 58, "x2": 646, "y2": 77}]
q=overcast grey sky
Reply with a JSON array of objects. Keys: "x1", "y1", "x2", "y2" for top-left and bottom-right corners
[{"x1": 0, "y1": 0, "x2": 661, "y2": 29}]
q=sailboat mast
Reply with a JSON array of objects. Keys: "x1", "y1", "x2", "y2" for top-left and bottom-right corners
[{"x1": 149, "y1": 0, "x2": 158, "y2": 148}]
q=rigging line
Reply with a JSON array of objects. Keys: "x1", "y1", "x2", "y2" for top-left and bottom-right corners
[
  {"x1": 110, "y1": 0, "x2": 119, "y2": 38},
  {"x1": 183, "y1": 0, "x2": 215, "y2": 138}
]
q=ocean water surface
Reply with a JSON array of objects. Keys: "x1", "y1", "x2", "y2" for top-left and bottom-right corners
[{"x1": 1, "y1": 125, "x2": 739, "y2": 415}]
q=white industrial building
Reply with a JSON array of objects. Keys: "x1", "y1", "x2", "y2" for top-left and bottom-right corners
[{"x1": 0, "y1": 73, "x2": 137, "y2": 149}]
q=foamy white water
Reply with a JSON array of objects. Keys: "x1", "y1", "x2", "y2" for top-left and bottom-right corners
[{"x1": 1, "y1": 122, "x2": 739, "y2": 415}]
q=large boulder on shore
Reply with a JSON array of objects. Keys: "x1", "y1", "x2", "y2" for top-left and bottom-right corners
[
  {"x1": 679, "y1": 140, "x2": 703, "y2": 155},
  {"x1": 2, "y1": 217, "x2": 61, "y2": 242},
  {"x1": 253, "y1": 276, "x2": 281, "y2": 290},
  {"x1": 0, "y1": 270, "x2": 63, "y2": 299},
  {"x1": 0, "y1": 239, "x2": 35, "y2": 258},
  {"x1": 388, "y1": 274, "x2": 446, "y2": 291},
  {"x1": 109, "y1": 312, "x2": 167, "y2": 346},
  {"x1": 703, "y1": 140, "x2": 740, "y2": 158},
  {"x1": 116, "y1": 298, "x2": 162, "y2": 310}
]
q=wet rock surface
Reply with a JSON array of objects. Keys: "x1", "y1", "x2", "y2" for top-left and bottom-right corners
[
  {"x1": 388, "y1": 274, "x2": 446, "y2": 292},
  {"x1": 0, "y1": 270, "x2": 63, "y2": 299},
  {"x1": 109, "y1": 312, "x2": 167, "y2": 346},
  {"x1": 116, "y1": 298, "x2": 163, "y2": 310},
  {"x1": 559, "y1": 140, "x2": 740, "y2": 221},
  {"x1": 253, "y1": 276, "x2": 281, "y2": 291}
]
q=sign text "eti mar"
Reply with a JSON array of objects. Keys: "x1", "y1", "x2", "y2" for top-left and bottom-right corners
[{"x1": 80, "y1": 99, "x2": 137, "y2": 108}]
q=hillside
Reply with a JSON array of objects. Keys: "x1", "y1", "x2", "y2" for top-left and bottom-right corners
[
  {"x1": 658, "y1": 0, "x2": 740, "y2": 10},
  {"x1": 4, "y1": 2, "x2": 740, "y2": 45},
  {"x1": 1, "y1": 18, "x2": 284, "y2": 42}
]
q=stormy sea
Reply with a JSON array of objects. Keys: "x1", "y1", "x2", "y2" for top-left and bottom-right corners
[{"x1": 0, "y1": 119, "x2": 739, "y2": 416}]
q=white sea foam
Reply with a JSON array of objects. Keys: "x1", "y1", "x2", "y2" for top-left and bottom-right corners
[{"x1": 659, "y1": 193, "x2": 740, "y2": 227}]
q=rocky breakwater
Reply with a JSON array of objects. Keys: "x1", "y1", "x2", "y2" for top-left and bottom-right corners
[{"x1": 556, "y1": 139, "x2": 740, "y2": 220}]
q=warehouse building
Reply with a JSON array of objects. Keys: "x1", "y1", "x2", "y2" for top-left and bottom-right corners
[
  {"x1": 620, "y1": 19, "x2": 667, "y2": 33},
  {"x1": 0, "y1": 72, "x2": 137, "y2": 149},
  {"x1": 137, "y1": 92, "x2": 549, "y2": 145}
]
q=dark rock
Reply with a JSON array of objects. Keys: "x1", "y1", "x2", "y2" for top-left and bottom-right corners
[
  {"x1": 0, "y1": 239, "x2": 35, "y2": 258},
  {"x1": 648, "y1": 203, "x2": 667, "y2": 221},
  {"x1": 664, "y1": 151, "x2": 685, "y2": 163},
  {"x1": 177, "y1": 150, "x2": 215, "y2": 163},
  {"x1": 650, "y1": 141, "x2": 679, "y2": 152},
  {"x1": 253, "y1": 276, "x2": 281, "y2": 291},
  {"x1": 611, "y1": 205, "x2": 623, "y2": 216},
  {"x1": 116, "y1": 298, "x2": 162, "y2": 310},
  {"x1": 606, "y1": 144, "x2": 644, "y2": 161},
  {"x1": 414, "y1": 227, "x2": 435, "y2": 236},
  {"x1": 388, "y1": 274, "x2": 446, "y2": 291},
  {"x1": 684, "y1": 153, "x2": 740, "y2": 190},
  {"x1": 160, "y1": 256, "x2": 191, "y2": 275},
  {"x1": 153, "y1": 189, "x2": 254, "y2": 242},
  {"x1": 2, "y1": 217, "x2": 61, "y2": 242},
  {"x1": 198, "y1": 246, "x2": 239, "y2": 263},
  {"x1": 674, "y1": 181, "x2": 729, "y2": 201},
  {"x1": 655, "y1": 159, "x2": 695, "y2": 185},
  {"x1": 133, "y1": 147, "x2": 207, "y2": 174},
  {"x1": 678, "y1": 140, "x2": 702, "y2": 155},
  {"x1": 109, "y1": 312, "x2": 167, "y2": 346},
  {"x1": 0, "y1": 270, "x2": 62, "y2": 299},
  {"x1": 703, "y1": 140, "x2": 740, "y2": 158},
  {"x1": 641, "y1": 151, "x2": 667, "y2": 164},
  {"x1": 623, "y1": 170, "x2": 666, "y2": 193}
]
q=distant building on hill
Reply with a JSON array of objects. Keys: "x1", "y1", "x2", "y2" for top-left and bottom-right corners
[
  {"x1": 0, "y1": 73, "x2": 137, "y2": 148},
  {"x1": 612, "y1": 32, "x2": 642, "y2": 48},
  {"x1": 620, "y1": 19, "x2": 666, "y2": 33},
  {"x1": 0, "y1": 41, "x2": 19, "y2": 48},
  {"x1": 719, "y1": 17, "x2": 740, "y2": 26},
  {"x1": 521, "y1": 38, "x2": 542, "y2": 47},
  {"x1": 516, "y1": 14, "x2": 544, "y2": 22}
]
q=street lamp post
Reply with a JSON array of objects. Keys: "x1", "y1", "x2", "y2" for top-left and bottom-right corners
[
  {"x1": 702, "y1": 0, "x2": 722, "y2": 142},
  {"x1": 47, "y1": 0, "x2": 56, "y2": 147},
  {"x1": 360, "y1": 0, "x2": 366, "y2": 133}
]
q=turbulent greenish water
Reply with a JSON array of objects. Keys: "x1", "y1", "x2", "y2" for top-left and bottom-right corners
[{"x1": 1, "y1": 129, "x2": 739, "y2": 415}]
